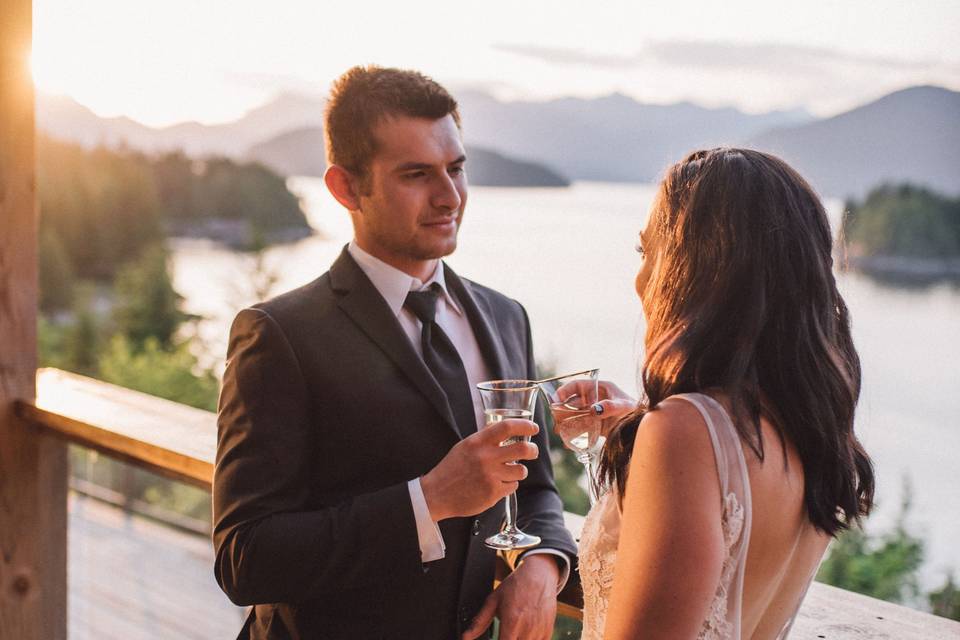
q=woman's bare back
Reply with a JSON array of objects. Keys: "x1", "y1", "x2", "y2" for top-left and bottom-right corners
[{"x1": 740, "y1": 414, "x2": 830, "y2": 638}]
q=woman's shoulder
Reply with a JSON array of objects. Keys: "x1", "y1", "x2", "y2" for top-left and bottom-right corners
[
  {"x1": 638, "y1": 395, "x2": 717, "y2": 451},
  {"x1": 631, "y1": 395, "x2": 721, "y2": 486}
]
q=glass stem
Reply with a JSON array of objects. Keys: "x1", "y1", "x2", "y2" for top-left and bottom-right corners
[
  {"x1": 504, "y1": 491, "x2": 518, "y2": 533},
  {"x1": 584, "y1": 455, "x2": 601, "y2": 505}
]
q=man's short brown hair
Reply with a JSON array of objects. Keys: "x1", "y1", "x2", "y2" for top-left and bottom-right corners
[{"x1": 324, "y1": 65, "x2": 461, "y2": 178}]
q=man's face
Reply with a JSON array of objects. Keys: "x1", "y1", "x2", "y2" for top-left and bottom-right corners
[{"x1": 351, "y1": 114, "x2": 467, "y2": 278}]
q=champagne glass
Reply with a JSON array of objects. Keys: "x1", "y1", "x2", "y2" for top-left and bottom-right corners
[
  {"x1": 538, "y1": 368, "x2": 604, "y2": 504},
  {"x1": 476, "y1": 379, "x2": 542, "y2": 550}
]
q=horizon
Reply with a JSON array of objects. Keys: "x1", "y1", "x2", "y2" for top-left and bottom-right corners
[
  {"x1": 35, "y1": 82, "x2": 955, "y2": 132},
  {"x1": 31, "y1": 0, "x2": 960, "y2": 128}
]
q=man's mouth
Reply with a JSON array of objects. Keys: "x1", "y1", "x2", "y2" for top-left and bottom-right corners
[{"x1": 422, "y1": 215, "x2": 459, "y2": 227}]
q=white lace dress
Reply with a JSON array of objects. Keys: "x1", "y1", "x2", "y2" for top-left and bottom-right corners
[{"x1": 577, "y1": 393, "x2": 802, "y2": 639}]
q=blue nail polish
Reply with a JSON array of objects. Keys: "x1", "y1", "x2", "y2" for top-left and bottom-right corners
[{"x1": 592, "y1": 403, "x2": 604, "y2": 416}]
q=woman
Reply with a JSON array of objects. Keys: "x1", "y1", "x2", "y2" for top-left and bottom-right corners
[{"x1": 577, "y1": 148, "x2": 874, "y2": 639}]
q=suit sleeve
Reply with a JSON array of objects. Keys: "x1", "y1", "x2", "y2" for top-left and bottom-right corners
[
  {"x1": 212, "y1": 307, "x2": 422, "y2": 606},
  {"x1": 511, "y1": 303, "x2": 579, "y2": 566}
]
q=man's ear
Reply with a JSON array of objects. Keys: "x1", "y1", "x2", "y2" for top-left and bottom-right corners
[{"x1": 324, "y1": 165, "x2": 362, "y2": 211}]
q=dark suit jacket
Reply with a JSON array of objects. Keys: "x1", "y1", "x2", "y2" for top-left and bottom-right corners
[{"x1": 213, "y1": 248, "x2": 576, "y2": 639}]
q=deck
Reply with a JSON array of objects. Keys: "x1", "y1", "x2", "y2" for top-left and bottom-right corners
[
  {"x1": 67, "y1": 487, "x2": 960, "y2": 639},
  {"x1": 68, "y1": 494, "x2": 244, "y2": 639}
]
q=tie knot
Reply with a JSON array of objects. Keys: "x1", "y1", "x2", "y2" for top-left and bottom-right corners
[{"x1": 404, "y1": 284, "x2": 442, "y2": 324}]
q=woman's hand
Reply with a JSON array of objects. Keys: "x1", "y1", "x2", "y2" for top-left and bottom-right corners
[
  {"x1": 592, "y1": 380, "x2": 638, "y2": 437},
  {"x1": 550, "y1": 380, "x2": 637, "y2": 451}
]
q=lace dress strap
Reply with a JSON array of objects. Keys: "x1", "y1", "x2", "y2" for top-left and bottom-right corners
[{"x1": 672, "y1": 393, "x2": 753, "y2": 640}]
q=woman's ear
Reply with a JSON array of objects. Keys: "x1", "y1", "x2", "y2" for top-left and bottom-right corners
[{"x1": 324, "y1": 165, "x2": 362, "y2": 211}]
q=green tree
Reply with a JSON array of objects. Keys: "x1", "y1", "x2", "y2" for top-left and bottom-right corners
[
  {"x1": 151, "y1": 151, "x2": 201, "y2": 220},
  {"x1": 38, "y1": 315, "x2": 69, "y2": 370},
  {"x1": 62, "y1": 284, "x2": 104, "y2": 377},
  {"x1": 929, "y1": 574, "x2": 960, "y2": 621},
  {"x1": 38, "y1": 227, "x2": 76, "y2": 312},
  {"x1": 192, "y1": 158, "x2": 307, "y2": 232},
  {"x1": 97, "y1": 335, "x2": 219, "y2": 411},
  {"x1": 111, "y1": 244, "x2": 190, "y2": 350},
  {"x1": 843, "y1": 184, "x2": 960, "y2": 258},
  {"x1": 817, "y1": 485, "x2": 924, "y2": 604},
  {"x1": 38, "y1": 136, "x2": 309, "y2": 283},
  {"x1": 239, "y1": 225, "x2": 281, "y2": 303},
  {"x1": 549, "y1": 440, "x2": 592, "y2": 516},
  {"x1": 38, "y1": 136, "x2": 165, "y2": 281}
]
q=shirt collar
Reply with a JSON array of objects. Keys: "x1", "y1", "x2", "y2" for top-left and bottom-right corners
[{"x1": 347, "y1": 241, "x2": 463, "y2": 318}]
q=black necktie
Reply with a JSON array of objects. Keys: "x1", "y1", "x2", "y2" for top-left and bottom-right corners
[{"x1": 404, "y1": 284, "x2": 477, "y2": 439}]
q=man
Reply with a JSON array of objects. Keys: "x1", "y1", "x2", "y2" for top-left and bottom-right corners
[{"x1": 213, "y1": 66, "x2": 576, "y2": 639}]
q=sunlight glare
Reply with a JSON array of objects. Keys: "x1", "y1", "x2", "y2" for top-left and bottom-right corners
[{"x1": 30, "y1": 46, "x2": 59, "y2": 93}]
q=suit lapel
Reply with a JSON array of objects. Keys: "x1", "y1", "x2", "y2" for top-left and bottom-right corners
[
  {"x1": 444, "y1": 264, "x2": 509, "y2": 381},
  {"x1": 329, "y1": 248, "x2": 461, "y2": 440}
]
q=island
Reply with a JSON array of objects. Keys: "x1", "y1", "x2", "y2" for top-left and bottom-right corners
[{"x1": 841, "y1": 183, "x2": 960, "y2": 280}]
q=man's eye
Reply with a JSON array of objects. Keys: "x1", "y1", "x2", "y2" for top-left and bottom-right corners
[
  {"x1": 449, "y1": 166, "x2": 465, "y2": 176},
  {"x1": 403, "y1": 171, "x2": 426, "y2": 180}
]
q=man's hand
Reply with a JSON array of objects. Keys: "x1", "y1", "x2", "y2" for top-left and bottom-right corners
[
  {"x1": 420, "y1": 419, "x2": 539, "y2": 522},
  {"x1": 461, "y1": 554, "x2": 560, "y2": 640}
]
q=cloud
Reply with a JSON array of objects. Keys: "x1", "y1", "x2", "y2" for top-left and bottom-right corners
[
  {"x1": 224, "y1": 70, "x2": 328, "y2": 95},
  {"x1": 492, "y1": 44, "x2": 645, "y2": 69},
  {"x1": 494, "y1": 40, "x2": 960, "y2": 77}
]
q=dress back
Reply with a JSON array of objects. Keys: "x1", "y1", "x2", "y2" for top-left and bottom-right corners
[{"x1": 578, "y1": 392, "x2": 808, "y2": 639}]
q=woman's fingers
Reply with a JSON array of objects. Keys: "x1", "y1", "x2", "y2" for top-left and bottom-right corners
[{"x1": 591, "y1": 397, "x2": 637, "y2": 420}]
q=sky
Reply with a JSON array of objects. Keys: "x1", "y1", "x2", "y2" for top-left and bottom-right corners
[{"x1": 31, "y1": 0, "x2": 960, "y2": 128}]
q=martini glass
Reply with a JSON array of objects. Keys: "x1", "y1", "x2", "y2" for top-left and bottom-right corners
[
  {"x1": 476, "y1": 379, "x2": 542, "y2": 550},
  {"x1": 538, "y1": 368, "x2": 604, "y2": 504}
]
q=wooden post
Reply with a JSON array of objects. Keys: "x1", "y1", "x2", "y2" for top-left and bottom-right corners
[{"x1": 0, "y1": 1, "x2": 69, "y2": 638}]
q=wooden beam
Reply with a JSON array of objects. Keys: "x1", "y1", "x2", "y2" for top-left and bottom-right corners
[
  {"x1": 17, "y1": 369, "x2": 216, "y2": 489},
  {"x1": 795, "y1": 582, "x2": 960, "y2": 638},
  {"x1": 0, "y1": 2, "x2": 68, "y2": 638}
]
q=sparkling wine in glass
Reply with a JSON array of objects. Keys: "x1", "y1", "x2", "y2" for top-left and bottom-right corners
[
  {"x1": 476, "y1": 379, "x2": 542, "y2": 550},
  {"x1": 538, "y1": 368, "x2": 605, "y2": 504}
]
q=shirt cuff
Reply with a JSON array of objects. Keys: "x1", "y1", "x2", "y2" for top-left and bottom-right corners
[
  {"x1": 520, "y1": 548, "x2": 571, "y2": 594},
  {"x1": 408, "y1": 478, "x2": 446, "y2": 563}
]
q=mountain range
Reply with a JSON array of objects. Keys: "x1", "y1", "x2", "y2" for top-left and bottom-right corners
[
  {"x1": 37, "y1": 92, "x2": 323, "y2": 157},
  {"x1": 246, "y1": 127, "x2": 569, "y2": 188},
  {"x1": 37, "y1": 85, "x2": 960, "y2": 198},
  {"x1": 746, "y1": 86, "x2": 960, "y2": 200}
]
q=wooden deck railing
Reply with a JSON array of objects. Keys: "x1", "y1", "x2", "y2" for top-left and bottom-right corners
[{"x1": 11, "y1": 368, "x2": 960, "y2": 638}]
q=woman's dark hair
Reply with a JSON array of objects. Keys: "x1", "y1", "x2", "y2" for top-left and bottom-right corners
[{"x1": 598, "y1": 148, "x2": 874, "y2": 535}]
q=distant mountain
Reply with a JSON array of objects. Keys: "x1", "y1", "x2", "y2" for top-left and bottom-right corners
[
  {"x1": 38, "y1": 94, "x2": 159, "y2": 150},
  {"x1": 37, "y1": 89, "x2": 806, "y2": 180},
  {"x1": 37, "y1": 92, "x2": 325, "y2": 156},
  {"x1": 455, "y1": 90, "x2": 812, "y2": 183},
  {"x1": 246, "y1": 127, "x2": 570, "y2": 187},
  {"x1": 37, "y1": 85, "x2": 959, "y2": 198},
  {"x1": 464, "y1": 147, "x2": 569, "y2": 187},
  {"x1": 746, "y1": 86, "x2": 960, "y2": 199},
  {"x1": 247, "y1": 127, "x2": 328, "y2": 178}
]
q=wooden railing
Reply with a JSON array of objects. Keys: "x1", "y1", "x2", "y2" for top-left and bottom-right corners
[{"x1": 11, "y1": 368, "x2": 960, "y2": 638}]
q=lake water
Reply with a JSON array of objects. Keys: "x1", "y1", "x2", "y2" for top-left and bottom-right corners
[{"x1": 171, "y1": 178, "x2": 960, "y2": 590}]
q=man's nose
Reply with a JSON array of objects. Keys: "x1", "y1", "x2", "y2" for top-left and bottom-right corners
[{"x1": 431, "y1": 173, "x2": 462, "y2": 212}]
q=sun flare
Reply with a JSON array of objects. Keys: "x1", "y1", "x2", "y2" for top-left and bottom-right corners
[{"x1": 30, "y1": 46, "x2": 61, "y2": 94}]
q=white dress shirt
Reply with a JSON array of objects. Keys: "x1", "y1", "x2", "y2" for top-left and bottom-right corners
[{"x1": 347, "y1": 242, "x2": 569, "y2": 588}]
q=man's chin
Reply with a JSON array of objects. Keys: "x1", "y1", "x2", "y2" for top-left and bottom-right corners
[
  {"x1": 412, "y1": 232, "x2": 459, "y2": 260},
  {"x1": 427, "y1": 240, "x2": 458, "y2": 259}
]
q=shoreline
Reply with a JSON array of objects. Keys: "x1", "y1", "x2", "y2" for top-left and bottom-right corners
[
  {"x1": 842, "y1": 255, "x2": 960, "y2": 282},
  {"x1": 164, "y1": 219, "x2": 314, "y2": 250}
]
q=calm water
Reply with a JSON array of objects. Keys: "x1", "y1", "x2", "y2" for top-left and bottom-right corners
[{"x1": 171, "y1": 178, "x2": 960, "y2": 589}]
